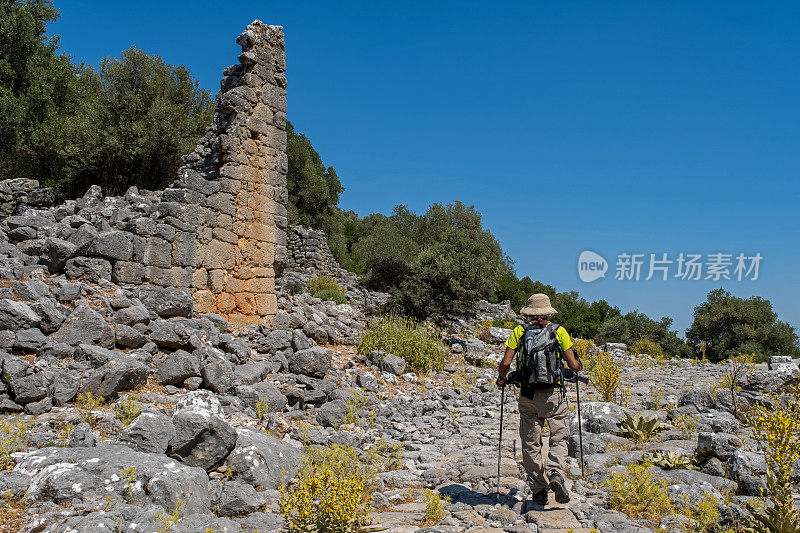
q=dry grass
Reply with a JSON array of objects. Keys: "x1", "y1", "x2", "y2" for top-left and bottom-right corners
[{"x1": 0, "y1": 495, "x2": 27, "y2": 532}]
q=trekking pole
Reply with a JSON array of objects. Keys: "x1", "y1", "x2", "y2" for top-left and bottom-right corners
[
  {"x1": 497, "y1": 385, "x2": 505, "y2": 496},
  {"x1": 576, "y1": 377, "x2": 585, "y2": 478}
]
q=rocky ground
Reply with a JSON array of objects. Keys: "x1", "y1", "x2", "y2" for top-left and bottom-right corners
[{"x1": 1, "y1": 187, "x2": 799, "y2": 532}]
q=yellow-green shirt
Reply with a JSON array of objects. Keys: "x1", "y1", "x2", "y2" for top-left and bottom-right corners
[{"x1": 505, "y1": 322, "x2": 573, "y2": 353}]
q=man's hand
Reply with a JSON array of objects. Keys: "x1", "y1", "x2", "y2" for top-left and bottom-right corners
[{"x1": 496, "y1": 346, "x2": 515, "y2": 389}]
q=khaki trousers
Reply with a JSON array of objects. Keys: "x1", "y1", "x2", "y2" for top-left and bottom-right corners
[{"x1": 518, "y1": 387, "x2": 569, "y2": 492}]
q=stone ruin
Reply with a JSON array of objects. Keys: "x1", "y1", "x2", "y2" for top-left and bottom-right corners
[
  {"x1": 173, "y1": 21, "x2": 289, "y2": 326},
  {"x1": 0, "y1": 21, "x2": 289, "y2": 328}
]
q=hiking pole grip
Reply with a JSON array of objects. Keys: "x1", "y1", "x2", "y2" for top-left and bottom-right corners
[
  {"x1": 576, "y1": 379, "x2": 585, "y2": 478},
  {"x1": 497, "y1": 386, "x2": 505, "y2": 496}
]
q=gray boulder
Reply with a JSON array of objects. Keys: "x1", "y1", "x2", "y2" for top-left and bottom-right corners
[
  {"x1": 68, "y1": 422, "x2": 97, "y2": 447},
  {"x1": 29, "y1": 298, "x2": 66, "y2": 332},
  {"x1": 727, "y1": 449, "x2": 768, "y2": 496},
  {"x1": 139, "y1": 286, "x2": 193, "y2": 318},
  {"x1": 768, "y1": 355, "x2": 799, "y2": 373},
  {"x1": 148, "y1": 320, "x2": 185, "y2": 350},
  {"x1": 154, "y1": 350, "x2": 201, "y2": 385},
  {"x1": 316, "y1": 399, "x2": 347, "y2": 428},
  {"x1": 74, "y1": 343, "x2": 123, "y2": 366},
  {"x1": 65, "y1": 256, "x2": 112, "y2": 283},
  {"x1": 288, "y1": 347, "x2": 332, "y2": 378},
  {"x1": 221, "y1": 337, "x2": 251, "y2": 364},
  {"x1": 696, "y1": 432, "x2": 743, "y2": 462},
  {"x1": 292, "y1": 328, "x2": 311, "y2": 351},
  {"x1": 114, "y1": 305, "x2": 151, "y2": 326},
  {"x1": 223, "y1": 428, "x2": 302, "y2": 490},
  {"x1": 80, "y1": 356, "x2": 149, "y2": 399},
  {"x1": 115, "y1": 324, "x2": 147, "y2": 348},
  {"x1": 213, "y1": 480, "x2": 266, "y2": 516},
  {"x1": 11, "y1": 279, "x2": 50, "y2": 300},
  {"x1": 377, "y1": 353, "x2": 406, "y2": 376},
  {"x1": 119, "y1": 412, "x2": 176, "y2": 454},
  {"x1": 13, "y1": 327, "x2": 47, "y2": 351},
  {"x1": 39, "y1": 237, "x2": 77, "y2": 272},
  {"x1": 0, "y1": 299, "x2": 40, "y2": 330},
  {"x1": 697, "y1": 409, "x2": 739, "y2": 433},
  {"x1": 571, "y1": 402, "x2": 629, "y2": 434},
  {"x1": 0, "y1": 470, "x2": 31, "y2": 499},
  {"x1": 90, "y1": 230, "x2": 133, "y2": 261},
  {"x1": 201, "y1": 358, "x2": 237, "y2": 394},
  {"x1": 24, "y1": 396, "x2": 52, "y2": 415},
  {"x1": 50, "y1": 370, "x2": 79, "y2": 405},
  {"x1": 233, "y1": 360, "x2": 271, "y2": 385},
  {"x1": 52, "y1": 305, "x2": 115, "y2": 348},
  {"x1": 9, "y1": 372, "x2": 50, "y2": 404},
  {"x1": 464, "y1": 339, "x2": 488, "y2": 364},
  {"x1": 236, "y1": 382, "x2": 287, "y2": 413},
  {"x1": 170, "y1": 410, "x2": 238, "y2": 471},
  {"x1": 679, "y1": 388, "x2": 716, "y2": 411},
  {"x1": 14, "y1": 444, "x2": 211, "y2": 513},
  {"x1": 357, "y1": 371, "x2": 380, "y2": 392},
  {"x1": 747, "y1": 369, "x2": 798, "y2": 393}
]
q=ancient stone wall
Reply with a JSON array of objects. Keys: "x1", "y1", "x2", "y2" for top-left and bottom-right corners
[
  {"x1": 0, "y1": 21, "x2": 288, "y2": 327},
  {"x1": 284, "y1": 226, "x2": 360, "y2": 287},
  {"x1": 285, "y1": 226, "x2": 340, "y2": 276},
  {"x1": 175, "y1": 21, "x2": 289, "y2": 325}
]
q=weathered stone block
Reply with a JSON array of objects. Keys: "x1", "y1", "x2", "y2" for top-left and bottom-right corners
[
  {"x1": 112, "y1": 261, "x2": 145, "y2": 285},
  {"x1": 204, "y1": 240, "x2": 236, "y2": 270},
  {"x1": 172, "y1": 232, "x2": 199, "y2": 267},
  {"x1": 144, "y1": 237, "x2": 172, "y2": 268}
]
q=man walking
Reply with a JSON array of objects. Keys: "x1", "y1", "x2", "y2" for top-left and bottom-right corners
[{"x1": 496, "y1": 293, "x2": 582, "y2": 507}]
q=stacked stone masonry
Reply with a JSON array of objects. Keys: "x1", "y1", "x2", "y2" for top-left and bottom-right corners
[
  {"x1": 285, "y1": 226, "x2": 341, "y2": 277},
  {"x1": 174, "y1": 21, "x2": 289, "y2": 326},
  {"x1": 0, "y1": 21, "x2": 288, "y2": 328},
  {"x1": 284, "y1": 226, "x2": 360, "y2": 287}
]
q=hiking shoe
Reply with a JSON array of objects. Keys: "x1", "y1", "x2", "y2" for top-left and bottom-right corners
[
  {"x1": 549, "y1": 471, "x2": 570, "y2": 504},
  {"x1": 531, "y1": 488, "x2": 548, "y2": 506}
]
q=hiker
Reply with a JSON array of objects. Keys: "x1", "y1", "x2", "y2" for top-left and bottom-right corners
[{"x1": 496, "y1": 293, "x2": 582, "y2": 507}]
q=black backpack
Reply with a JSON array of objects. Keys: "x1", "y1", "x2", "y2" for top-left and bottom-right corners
[{"x1": 516, "y1": 322, "x2": 565, "y2": 387}]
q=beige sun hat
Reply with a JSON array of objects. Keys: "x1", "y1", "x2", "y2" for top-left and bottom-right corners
[{"x1": 520, "y1": 293, "x2": 558, "y2": 316}]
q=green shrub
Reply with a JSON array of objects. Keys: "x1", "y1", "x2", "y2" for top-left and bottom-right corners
[
  {"x1": 631, "y1": 338, "x2": 665, "y2": 359},
  {"x1": 639, "y1": 451, "x2": 697, "y2": 470},
  {"x1": 673, "y1": 414, "x2": 699, "y2": 440},
  {"x1": 590, "y1": 351, "x2": 621, "y2": 402},
  {"x1": 605, "y1": 463, "x2": 673, "y2": 523},
  {"x1": 307, "y1": 275, "x2": 342, "y2": 295},
  {"x1": 743, "y1": 467, "x2": 800, "y2": 533},
  {"x1": 357, "y1": 316, "x2": 447, "y2": 374},
  {"x1": 616, "y1": 414, "x2": 666, "y2": 443},
  {"x1": 279, "y1": 445, "x2": 376, "y2": 533},
  {"x1": 0, "y1": 418, "x2": 28, "y2": 470},
  {"x1": 421, "y1": 489, "x2": 449, "y2": 526},
  {"x1": 314, "y1": 288, "x2": 346, "y2": 304},
  {"x1": 283, "y1": 281, "x2": 305, "y2": 295},
  {"x1": 364, "y1": 439, "x2": 404, "y2": 472},
  {"x1": 115, "y1": 396, "x2": 142, "y2": 426}
]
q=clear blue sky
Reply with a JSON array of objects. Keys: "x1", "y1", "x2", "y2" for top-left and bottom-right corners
[{"x1": 52, "y1": 1, "x2": 800, "y2": 340}]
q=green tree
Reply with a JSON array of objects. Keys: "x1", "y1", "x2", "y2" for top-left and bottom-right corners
[
  {"x1": 61, "y1": 46, "x2": 213, "y2": 196},
  {"x1": 388, "y1": 202, "x2": 506, "y2": 320},
  {"x1": 0, "y1": 0, "x2": 84, "y2": 183},
  {"x1": 351, "y1": 211, "x2": 419, "y2": 290},
  {"x1": 286, "y1": 121, "x2": 344, "y2": 228},
  {"x1": 686, "y1": 288, "x2": 799, "y2": 362}
]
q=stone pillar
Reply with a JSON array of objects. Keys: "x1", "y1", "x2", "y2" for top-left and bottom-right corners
[{"x1": 176, "y1": 21, "x2": 289, "y2": 327}]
